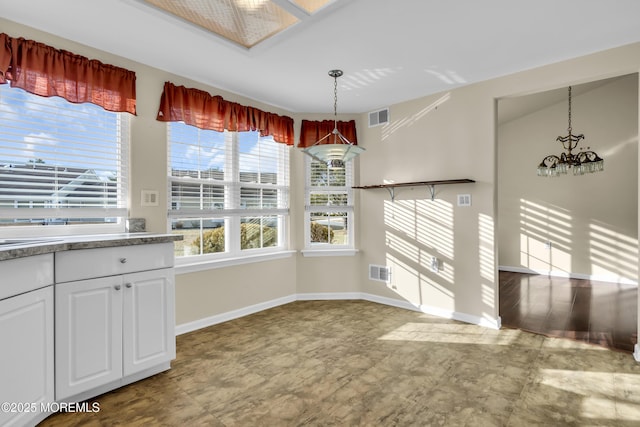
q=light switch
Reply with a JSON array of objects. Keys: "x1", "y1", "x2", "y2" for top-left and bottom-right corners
[{"x1": 140, "y1": 190, "x2": 159, "y2": 207}]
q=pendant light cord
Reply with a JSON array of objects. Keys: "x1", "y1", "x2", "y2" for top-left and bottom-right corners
[
  {"x1": 567, "y1": 86, "x2": 572, "y2": 133},
  {"x1": 333, "y1": 73, "x2": 339, "y2": 131}
]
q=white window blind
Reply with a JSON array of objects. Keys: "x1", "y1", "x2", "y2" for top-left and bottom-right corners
[
  {"x1": 168, "y1": 123, "x2": 289, "y2": 258},
  {"x1": 0, "y1": 84, "x2": 129, "y2": 226},
  {"x1": 305, "y1": 157, "x2": 353, "y2": 247}
]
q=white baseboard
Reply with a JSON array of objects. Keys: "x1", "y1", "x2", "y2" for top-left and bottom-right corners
[
  {"x1": 362, "y1": 293, "x2": 501, "y2": 330},
  {"x1": 175, "y1": 294, "x2": 296, "y2": 335},
  {"x1": 176, "y1": 292, "x2": 502, "y2": 335},
  {"x1": 296, "y1": 292, "x2": 363, "y2": 301},
  {"x1": 499, "y1": 265, "x2": 637, "y2": 286}
]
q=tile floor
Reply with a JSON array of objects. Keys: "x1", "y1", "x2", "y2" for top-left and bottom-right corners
[{"x1": 40, "y1": 300, "x2": 640, "y2": 426}]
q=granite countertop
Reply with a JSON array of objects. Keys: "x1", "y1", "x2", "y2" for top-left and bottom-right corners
[{"x1": 0, "y1": 233, "x2": 184, "y2": 261}]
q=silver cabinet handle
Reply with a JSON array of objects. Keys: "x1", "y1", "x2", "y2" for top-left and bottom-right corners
[
  {"x1": 114, "y1": 284, "x2": 121, "y2": 291},
  {"x1": 119, "y1": 258, "x2": 127, "y2": 264},
  {"x1": 125, "y1": 283, "x2": 132, "y2": 289}
]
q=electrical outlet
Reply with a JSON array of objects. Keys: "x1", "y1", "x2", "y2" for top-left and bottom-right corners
[
  {"x1": 431, "y1": 256, "x2": 440, "y2": 273},
  {"x1": 544, "y1": 241, "x2": 552, "y2": 250}
]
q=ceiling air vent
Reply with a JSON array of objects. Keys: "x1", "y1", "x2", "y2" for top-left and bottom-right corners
[
  {"x1": 369, "y1": 264, "x2": 391, "y2": 283},
  {"x1": 368, "y1": 108, "x2": 389, "y2": 127}
]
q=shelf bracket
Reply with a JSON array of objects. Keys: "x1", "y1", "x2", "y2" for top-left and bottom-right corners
[{"x1": 386, "y1": 187, "x2": 396, "y2": 202}]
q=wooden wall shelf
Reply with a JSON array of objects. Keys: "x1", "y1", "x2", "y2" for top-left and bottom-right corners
[{"x1": 353, "y1": 179, "x2": 475, "y2": 201}]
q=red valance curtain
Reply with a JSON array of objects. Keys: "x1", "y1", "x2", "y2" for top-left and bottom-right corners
[
  {"x1": 156, "y1": 81, "x2": 295, "y2": 146},
  {"x1": 0, "y1": 33, "x2": 136, "y2": 114},
  {"x1": 298, "y1": 119, "x2": 358, "y2": 148}
]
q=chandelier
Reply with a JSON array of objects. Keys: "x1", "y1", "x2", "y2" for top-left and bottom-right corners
[
  {"x1": 537, "y1": 86, "x2": 604, "y2": 177},
  {"x1": 302, "y1": 70, "x2": 365, "y2": 168}
]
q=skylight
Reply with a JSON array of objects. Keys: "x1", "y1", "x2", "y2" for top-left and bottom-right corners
[{"x1": 143, "y1": 0, "x2": 336, "y2": 49}]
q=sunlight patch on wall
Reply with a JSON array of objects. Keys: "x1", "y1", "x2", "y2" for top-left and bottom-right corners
[
  {"x1": 589, "y1": 222, "x2": 638, "y2": 282},
  {"x1": 381, "y1": 93, "x2": 450, "y2": 142},
  {"x1": 437, "y1": 260, "x2": 455, "y2": 285},
  {"x1": 519, "y1": 199, "x2": 573, "y2": 273},
  {"x1": 479, "y1": 214, "x2": 496, "y2": 319},
  {"x1": 519, "y1": 199, "x2": 573, "y2": 247},
  {"x1": 385, "y1": 230, "x2": 419, "y2": 263},
  {"x1": 420, "y1": 273, "x2": 455, "y2": 301},
  {"x1": 384, "y1": 199, "x2": 415, "y2": 236},
  {"x1": 384, "y1": 195, "x2": 456, "y2": 307},
  {"x1": 518, "y1": 197, "x2": 638, "y2": 282},
  {"x1": 478, "y1": 213, "x2": 495, "y2": 282},
  {"x1": 384, "y1": 231, "x2": 456, "y2": 298},
  {"x1": 384, "y1": 198, "x2": 454, "y2": 265},
  {"x1": 416, "y1": 199, "x2": 454, "y2": 258},
  {"x1": 481, "y1": 283, "x2": 495, "y2": 312},
  {"x1": 384, "y1": 252, "x2": 422, "y2": 302}
]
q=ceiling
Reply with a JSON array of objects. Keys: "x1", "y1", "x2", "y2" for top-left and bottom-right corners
[
  {"x1": 2, "y1": 0, "x2": 640, "y2": 114},
  {"x1": 497, "y1": 75, "x2": 628, "y2": 126}
]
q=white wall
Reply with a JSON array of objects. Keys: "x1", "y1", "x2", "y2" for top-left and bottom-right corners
[
  {"x1": 357, "y1": 85, "x2": 498, "y2": 326},
  {"x1": 0, "y1": 18, "x2": 302, "y2": 327},
  {"x1": 3, "y1": 17, "x2": 640, "y2": 337},
  {"x1": 357, "y1": 43, "x2": 640, "y2": 329},
  {"x1": 498, "y1": 75, "x2": 638, "y2": 282}
]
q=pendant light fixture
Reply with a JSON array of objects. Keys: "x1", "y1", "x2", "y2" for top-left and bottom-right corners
[
  {"x1": 537, "y1": 86, "x2": 604, "y2": 177},
  {"x1": 302, "y1": 70, "x2": 365, "y2": 168}
]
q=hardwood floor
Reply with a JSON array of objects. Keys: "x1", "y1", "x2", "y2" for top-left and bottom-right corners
[
  {"x1": 39, "y1": 300, "x2": 640, "y2": 426},
  {"x1": 499, "y1": 270, "x2": 638, "y2": 353}
]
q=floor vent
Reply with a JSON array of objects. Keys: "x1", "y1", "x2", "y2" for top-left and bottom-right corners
[
  {"x1": 369, "y1": 264, "x2": 391, "y2": 283},
  {"x1": 368, "y1": 108, "x2": 389, "y2": 127}
]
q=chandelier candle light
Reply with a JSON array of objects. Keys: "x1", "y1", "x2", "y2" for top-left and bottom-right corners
[
  {"x1": 536, "y1": 86, "x2": 604, "y2": 177},
  {"x1": 303, "y1": 70, "x2": 365, "y2": 168}
]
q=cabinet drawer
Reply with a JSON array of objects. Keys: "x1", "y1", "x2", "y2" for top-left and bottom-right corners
[
  {"x1": 0, "y1": 254, "x2": 54, "y2": 300},
  {"x1": 55, "y1": 243, "x2": 174, "y2": 283}
]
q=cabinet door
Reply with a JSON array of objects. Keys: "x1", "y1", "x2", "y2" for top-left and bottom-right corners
[
  {"x1": 55, "y1": 276, "x2": 123, "y2": 400},
  {"x1": 123, "y1": 268, "x2": 176, "y2": 376},
  {"x1": 0, "y1": 286, "x2": 54, "y2": 427}
]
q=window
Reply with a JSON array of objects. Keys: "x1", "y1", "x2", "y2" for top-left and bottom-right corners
[
  {"x1": 168, "y1": 123, "x2": 289, "y2": 260},
  {"x1": 0, "y1": 84, "x2": 129, "y2": 231},
  {"x1": 305, "y1": 157, "x2": 354, "y2": 249}
]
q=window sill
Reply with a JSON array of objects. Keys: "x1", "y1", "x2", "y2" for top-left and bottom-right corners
[
  {"x1": 301, "y1": 248, "x2": 359, "y2": 257},
  {"x1": 175, "y1": 250, "x2": 296, "y2": 275}
]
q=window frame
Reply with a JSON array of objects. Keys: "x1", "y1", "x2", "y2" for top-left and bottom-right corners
[
  {"x1": 167, "y1": 123, "x2": 290, "y2": 266},
  {"x1": 0, "y1": 84, "x2": 130, "y2": 237},
  {"x1": 303, "y1": 155, "x2": 355, "y2": 254}
]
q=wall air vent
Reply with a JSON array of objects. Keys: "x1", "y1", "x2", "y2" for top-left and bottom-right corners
[
  {"x1": 457, "y1": 194, "x2": 471, "y2": 207},
  {"x1": 369, "y1": 264, "x2": 391, "y2": 283},
  {"x1": 368, "y1": 108, "x2": 389, "y2": 127}
]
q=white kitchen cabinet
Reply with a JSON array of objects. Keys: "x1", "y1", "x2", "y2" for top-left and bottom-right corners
[
  {"x1": 55, "y1": 276, "x2": 123, "y2": 400},
  {"x1": 55, "y1": 243, "x2": 175, "y2": 402},
  {"x1": 122, "y1": 269, "x2": 175, "y2": 376},
  {"x1": 0, "y1": 254, "x2": 54, "y2": 427}
]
